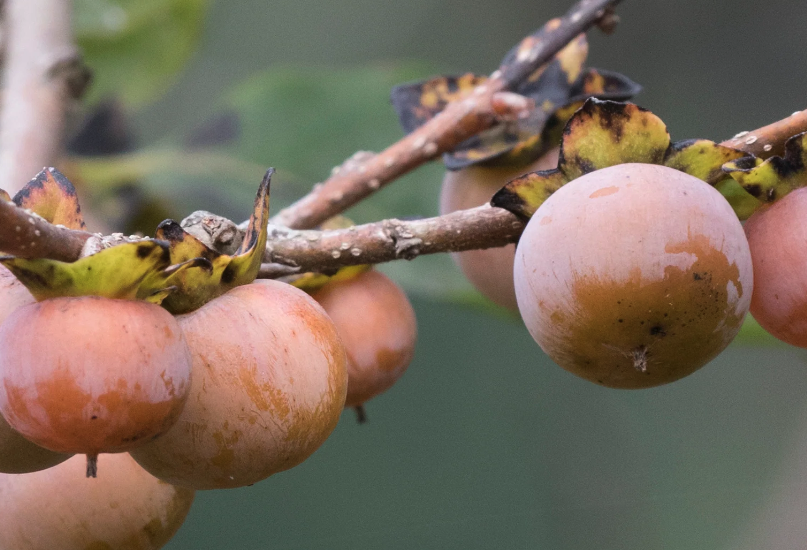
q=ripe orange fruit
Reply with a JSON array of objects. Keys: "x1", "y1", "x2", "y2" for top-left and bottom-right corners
[
  {"x1": 744, "y1": 186, "x2": 807, "y2": 346},
  {"x1": 0, "y1": 297, "x2": 192, "y2": 474},
  {"x1": 439, "y1": 148, "x2": 560, "y2": 310},
  {"x1": 131, "y1": 280, "x2": 347, "y2": 489},
  {"x1": 515, "y1": 163, "x2": 753, "y2": 388},
  {"x1": 312, "y1": 270, "x2": 417, "y2": 410},
  {"x1": 0, "y1": 266, "x2": 72, "y2": 473}
]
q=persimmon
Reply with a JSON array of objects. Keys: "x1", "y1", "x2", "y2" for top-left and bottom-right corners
[
  {"x1": 0, "y1": 452, "x2": 194, "y2": 550},
  {"x1": 0, "y1": 296, "x2": 192, "y2": 475},
  {"x1": 439, "y1": 148, "x2": 560, "y2": 310},
  {"x1": 312, "y1": 269, "x2": 417, "y2": 413},
  {"x1": 0, "y1": 266, "x2": 72, "y2": 473},
  {"x1": 514, "y1": 163, "x2": 753, "y2": 388},
  {"x1": 744, "y1": 186, "x2": 807, "y2": 346},
  {"x1": 130, "y1": 279, "x2": 347, "y2": 490}
]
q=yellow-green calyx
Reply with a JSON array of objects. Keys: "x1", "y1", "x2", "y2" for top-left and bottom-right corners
[{"x1": 491, "y1": 99, "x2": 790, "y2": 221}]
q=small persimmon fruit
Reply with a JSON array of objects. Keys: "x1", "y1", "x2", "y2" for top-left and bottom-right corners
[
  {"x1": 0, "y1": 296, "x2": 192, "y2": 474},
  {"x1": 130, "y1": 279, "x2": 347, "y2": 489},
  {"x1": 0, "y1": 452, "x2": 194, "y2": 550},
  {"x1": 312, "y1": 269, "x2": 417, "y2": 410},
  {"x1": 743, "y1": 186, "x2": 807, "y2": 346},
  {"x1": 514, "y1": 163, "x2": 753, "y2": 388},
  {"x1": 439, "y1": 148, "x2": 560, "y2": 310}
]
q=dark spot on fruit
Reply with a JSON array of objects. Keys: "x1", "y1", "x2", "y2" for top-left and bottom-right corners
[
  {"x1": 693, "y1": 272, "x2": 703, "y2": 280},
  {"x1": 136, "y1": 244, "x2": 152, "y2": 259},
  {"x1": 650, "y1": 325, "x2": 666, "y2": 337},
  {"x1": 91, "y1": 415, "x2": 98, "y2": 420},
  {"x1": 618, "y1": 319, "x2": 623, "y2": 323}
]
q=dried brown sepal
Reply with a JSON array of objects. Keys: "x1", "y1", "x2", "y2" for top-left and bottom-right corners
[
  {"x1": 13, "y1": 168, "x2": 85, "y2": 230},
  {"x1": 158, "y1": 169, "x2": 272, "y2": 314}
]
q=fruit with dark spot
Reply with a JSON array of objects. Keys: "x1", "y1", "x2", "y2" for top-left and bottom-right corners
[
  {"x1": 514, "y1": 163, "x2": 753, "y2": 388},
  {"x1": 312, "y1": 270, "x2": 417, "y2": 408},
  {"x1": 439, "y1": 148, "x2": 560, "y2": 310},
  {"x1": 744, "y1": 186, "x2": 807, "y2": 346},
  {"x1": 0, "y1": 266, "x2": 73, "y2": 473},
  {"x1": 130, "y1": 280, "x2": 347, "y2": 489},
  {"x1": 0, "y1": 296, "x2": 192, "y2": 474},
  {"x1": 0, "y1": 452, "x2": 194, "y2": 550}
]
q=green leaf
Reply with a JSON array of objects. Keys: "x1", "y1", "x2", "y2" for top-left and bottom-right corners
[{"x1": 75, "y1": 0, "x2": 209, "y2": 107}]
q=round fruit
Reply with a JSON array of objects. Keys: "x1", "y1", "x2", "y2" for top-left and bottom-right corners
[
  {"x1": 312, "y1": 270, "x2": 417, "y2": 408},
  {"x1": 130, "y1": 279, "x2": 347, "y2": 490},
  {"x1": 439, "y1": 148, "x2": 559, "y2": 311},
  {"x1": 0, "y1": 266, "x2": 72, "y2": 473},
  {"x1": 0, "y1": 297, "x2": 192, "y2": 472},
  {"x1": 0, "y1": 452, "x2": 194, "y2": 550},
  {"x1": 744, "y1": 186, "x2": 807, "y2": 346},
  {"x1": 514, "y1": 163, "x2": 753, "y2": 388},
  {"x1": 0, "y1": 264, "x2": 35, "y2": 322}
]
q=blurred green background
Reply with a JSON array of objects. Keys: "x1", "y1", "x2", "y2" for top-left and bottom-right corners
[{"x1": 69, "y1": 0, "x2": 807, "y2": 548}]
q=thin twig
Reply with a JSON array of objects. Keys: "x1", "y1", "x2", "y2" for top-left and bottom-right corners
[
  {"x1": 269, "y1": 0, "x2": 623, "y2": 230},
  {"x1": 721, "y1": 109, "x2": 807, "y2": 159},
  {"x1": 0, "y1": 0, "x2": 91, "y2": 195},
  {"x1": 259, "y1": 205, "x2": 522, "y2": 274}
]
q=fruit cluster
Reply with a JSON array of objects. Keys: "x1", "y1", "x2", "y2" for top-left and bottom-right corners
[{"x1": 0, "y1": 170, "x2": 417, "y2": 549}]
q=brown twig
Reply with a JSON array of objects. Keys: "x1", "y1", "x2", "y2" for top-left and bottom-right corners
[
  {"x1": 269, "y1": 0, "x2": 623, "y2": 230},
  {"x1": 0, "y1": 198, "x2": 91, "y2": 261},
  {"x1": 259, "y1": 205, "x2": 522, "y2": 275},
  {"x1": 721, "y1": 109, "x2": 807, "y2": 159},
  {"x1": 0, "y1": 0, "x2": 91, "y2": 195}
]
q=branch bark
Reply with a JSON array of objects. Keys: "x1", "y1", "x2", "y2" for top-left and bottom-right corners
[
  {"x1": 0, "y1": 0, "x2": 91, "y2": 195},
  {"x1": 259, "y1": 205, "x2": 523, "y2": 276},
  {"x1": 721, "y1": 109, "x2": 807, "y2": 159},
  {"x1": 269, "y1": 0, "x2": 624, "y2": 230}
]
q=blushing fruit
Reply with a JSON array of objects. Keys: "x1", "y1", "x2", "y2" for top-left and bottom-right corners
[
  {"x1": 744, "y1": 186, "x2": 807, "y2": 347},
  {"x1": 130, "y1": 280, "x2": 347, "y2": 489},
  {"x1": 0, "y1": 296, "x2": 192, "y2": 474},
  {"x1": 439, "y1": 148, "x2": 560, "y2": 310},
  {"x1": 0, "y1": 452, "x2": 194, "y2": 550},
  {"x1": 312, "y1": 270, "x2": 417, "y2": 410},
  {"x1": 514, "y1": 163, "x2": 753, "y2": 388},
  {"x1": 0, "y1": 266, "x2": 71, "y2": 473}
]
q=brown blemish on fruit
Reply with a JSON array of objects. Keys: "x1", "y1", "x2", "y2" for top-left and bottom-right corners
[
  {"x1": 589, "y1": 186, "x2": 619, "y2": 198},
  {"x1": 550, "y1": 235, "x2": 746, "y2": 388},
  {"x1": 539, "y1": 216, "x2": 552, "y2": 225}
]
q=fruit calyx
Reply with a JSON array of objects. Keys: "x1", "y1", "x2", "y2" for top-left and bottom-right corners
[{"x1": 492, "y1": 99, "x2": 755, "y2": 220}]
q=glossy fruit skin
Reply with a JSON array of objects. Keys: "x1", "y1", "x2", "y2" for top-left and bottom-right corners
[
  {"x1": 0, "y1": 296, "x2": 192, "y2": 455},
  {"x1": 515, "y1": 163, "x2": 753, "y2": 389},
  {"x1": 439, "y1": 148, "x2": 560, "y2": 311},
  {"x1": 744, "y1": 187, "x2": 807, "y2": 346},
  {"x1": 312, "y1": 270, "x2": 417, "y2": 407},
  {"x1": 0, "y1": 452, "x2": 194, "y2": 550},
  {"x1": 130, "y1": 280, "x2": 347, "y2": 490},
  {"x1": 0, "y1": 266, "x2": 72, "y2": 473}
]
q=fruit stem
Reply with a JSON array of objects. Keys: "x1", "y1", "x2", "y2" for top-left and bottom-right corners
[
  {"x1": 86, "y1": 453, "x2": 98, "y2": 478},
  {"x1": 354, "y1": 405, "x2": 367, "y2": 424}
]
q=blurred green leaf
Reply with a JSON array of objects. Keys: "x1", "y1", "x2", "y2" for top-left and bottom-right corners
[{"x1": 75, "y1": 0, "x2": 209, "y2": 107}]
